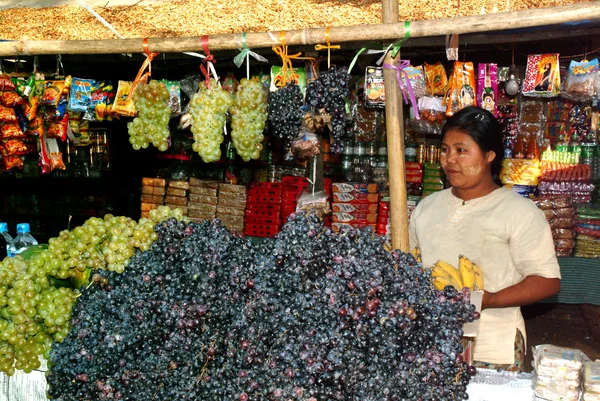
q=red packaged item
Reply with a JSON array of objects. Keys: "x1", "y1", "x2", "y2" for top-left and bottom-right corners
[
  {"x1": 47, "y1": 113, "x2": 68, "y2": 141},
  {"x1": 1, "y1": 139, "x2": 28, "y2": 156},
  {"x1": 245, "y1": 203, "x2": 281, "y2": 212},
  {"x1": 0, "y1": 91, "x2": 24, "y2": 107},
  {"x1": 243, "y1": 223, "x2": 280, "y2": 238},
  {"x1": 0, "y1": 75, "x2": 15, "y2": 91},
  {"x1": 0, "y1": 105, "x2": 17, "y2": 122},
  {"x1": 2, "y1": 155, "x2": 23, "y2": 171},
  {"x1": 332, "y1": 202, "x2": 379, "y2": 213},
  {"x1": 332, "y1": 212, "x2": 378, "y2": 224},
  {"x1": 1, "y1": 123, "x2": 25, "y2": 139},
  {"x1": 332, "y1": 182, "x2": 379, "y2": 194},
  {"x1": 39, "y1": 134, "x2": 53, "y2": 174},
  {"x1": 26, "y1": 116, "x2": 43, "y2": 137},
  {"x1": 47, "y1": 137, "x2": 66, "y2": 170},
  {"x1": 332, "y1": 192, "x2": 379, "y2": 204}
]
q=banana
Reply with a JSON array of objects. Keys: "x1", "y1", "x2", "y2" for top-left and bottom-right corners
[
  {"x1": 410, "y1": 247, "x2": 422, "y2": 263},
  {"x1": 432, "y1": 276, "x2": 459, "y2": 291},
  {"x1": 472, "y1": 262, "x2": 484, "y2": 291},
  {"x1": 433, "y1": 260, "x2": 463, "y2": 289},
  {"x1": 458, "y1": 255, "x2": 476, "y2": 291}
]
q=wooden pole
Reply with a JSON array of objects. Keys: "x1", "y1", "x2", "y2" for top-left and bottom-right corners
[
  {"x1": 0, "y1": 3, "x2": 597, "y2": 56},
  {"x1": 382, "y1": 0, "x2": 409, "y2": 252}
]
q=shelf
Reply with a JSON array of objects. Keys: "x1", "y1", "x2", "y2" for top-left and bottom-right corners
[{"x1": 0, "y1": 176, "x2": 115, "y2": 195}]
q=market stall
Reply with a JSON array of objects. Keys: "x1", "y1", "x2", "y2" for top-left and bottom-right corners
[{"x1": 0, "y1": 1, "x2": 599, "y2": 400}]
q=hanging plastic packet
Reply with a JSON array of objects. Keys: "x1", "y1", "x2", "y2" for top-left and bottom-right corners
[
  {"x1": 160, "y1": 80, "x2": 182, "y2": 116},
  {"x1": 404, "y1": 66, "x2": 426, "y2": 99},
  {"x1": 1, "y1": 123, "x2": 25, "y2": 140},
  {"x1": 83, "y1": 81, "x2": 114, "y2": 121},
  {"x1": 365, "y1": 66, "x2": 385, "y2": 108},
  {"x1": 561, "y1": 58, "x2": 599, "y2": 102},
  {"x1": 0, "y1": 105, "x2": 17, "y2": 122},
  {"x1": 0, "y1": 91, "x2": 24, "y2": 108},
  {"x1": 26, "y1": 116, "x2": 44, "y2": 137},
  {"x1": 38, "y1": 133, "x2": 53, "y2": 174},
  {"x1": 522, "y1": 54, "x2": 561, "y2": 97},
  {"x1": 23, "y1": 94, "x2": 39, "y2": 121},
  {"x1": 270, "y1": 66, "x2": 307, "y2": 95},
  {"x1": 222, "y1": 72, "x2": 239, "y2": 98},
  {"x1": 1, "y1": 138, "x2": 29, "y2": 156},
  {"x1": 2, "y1": 155, "x2": 23, "y2": 171},
  {"x1": 418, "y1": 96, "x2": 445, "y2": 123},
  {"x1": 0, "y1": 75, "x2": 16, "y2": 92},
  {"x1": 69, "y1": 77, "x2": 96, "y2": 113},
  {"x1": 291, "y1": 115, "x2": 321, "y2": 161},
  {"x1": 47, "y1": 113, "x2": 69, "y2": 141},
  {"x1": 46, "y1": 136, "x2": 65, "y2": 170},
  {"x1": 424, "y1": 62, "x2": 448, "y2": 96},
  {"x1": 446, "y1": 61, "x2": 476, "y2": 117},
  {"x1": 112, "y1": 81, "x2": 137, "y2": 117},
  {"x1": 477, "y1": 63, "x2": 498, "y2": 117},
  {"x1": 40, "y1": 80, "x2": 66, "y2": 106}
]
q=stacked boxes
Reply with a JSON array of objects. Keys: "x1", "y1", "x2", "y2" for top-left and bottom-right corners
[
  {"x1": 331, "y1": 183, "x2": 379, "y2": 232},
  {"x1": 376, "y1": 195, "x2": 420, "y2": 246},
  {"x1": 244, "y1": 182, "x2": 283, "y2": 237},
  {"x1": 217, "y1": 183, "x2": 247, "y2": 234},
  {"x1": 405, "y1": 162, "x2": 424, "y2": 196},
  {"x1": 188, "y1": 178, "x2": 219, "y2": 222},
  {"x1": 165, "y1": 180, "x2": 189, "y2": 216},
  {"x1": 140, "y1": 178, "x2": 167, "y2": 218}
]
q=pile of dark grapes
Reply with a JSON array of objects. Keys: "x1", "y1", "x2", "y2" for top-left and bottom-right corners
[
  {"x1": 306, "y1": 66, "x2": 352, "y2": 153},
  {"x1": 267, "y1": 84, "x2": 305, "y2": 142},
  {"x1": 48, "y1": 214, "x2": 477, "y2": 401}
]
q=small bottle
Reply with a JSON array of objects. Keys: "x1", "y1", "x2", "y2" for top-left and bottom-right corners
[
  {"x1": 9, "y1": 223, "x2": 38, "y2": 257},
  {"x1": 0, "y1": 222, "x2": 13, "y2": 258}
]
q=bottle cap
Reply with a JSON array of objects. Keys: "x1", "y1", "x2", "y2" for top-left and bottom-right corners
[
  {"x1": 0, "y1": 222, "x2": 7, "y2": 233},
  {"x1": 16, "y1": 223, "x2": 30, "y2": 234}
]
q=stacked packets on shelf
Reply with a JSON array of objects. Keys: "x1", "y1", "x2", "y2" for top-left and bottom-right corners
[
  {"x1": 217, "y1": 183, "x2": 246, "y2": 234},
  {"x1": 243, "y1": 182, "x2": 282, "y2": 237},
  {"x1": 574, "y1": 205, "x2": 600, "y2": 258},
  {"x1": 583, "y1": 361, "x2": 600, "y2": 401},
  {"x1": 422, "y1": 164, "x2": 445, "y2": 197},
  {"x1": 533, "y1": 195, "x2": 576, "y2": 257},
  {"x1": 533, "y1": 344, "x2": 588, "y2": 401},
  {"x1": 165, "y1": 180, "x2": 189, "y2": 217},
  {"x1": 187, "y1": 178, "x2": 219, "y2": 222},
  {"x1": 331, "y1": 183, "x2": 379, "y2": 233},
  {"x1": 539, "y1": 148, "x2": 594, "y2": 204},
  {"x1": 140, "y1": 178, "x2": 166, "y2": 218}
]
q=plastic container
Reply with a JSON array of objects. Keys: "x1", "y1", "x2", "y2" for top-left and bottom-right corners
[
  {"x1": 9, "y1": 223, "x2": 38, "y2": 257},
  {"x1": 0, "y1": 222, "x2": 13, "y2": 258}
]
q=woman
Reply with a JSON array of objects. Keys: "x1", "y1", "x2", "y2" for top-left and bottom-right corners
[
  {"x1": 409, "y1": 106, "x2": 560, "y2": 371},
  {"x1": 535, "y1": 62, "x2": 553, "y2": 92}
]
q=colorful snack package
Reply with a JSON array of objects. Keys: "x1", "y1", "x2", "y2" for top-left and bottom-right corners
[
  {"x1": 522, "y1": 54, "x2": 561, "y2": 97},
  {"x1": 77, "y1": 120, "x2": 91, "y2": 145},
  {"x1": 83, "y1": 81, "x2": 114, "y2": 121},
  {"x1": 47, "y1": 136, "x2": 66, "y2": 170},
  {"x1": 1, "y1": 139, "x2": 28, "y2": 156},
  {"x1": 405, "y1": 66, "x2": 426, "y2": 99},
  {"x1": 561, "y1": 58, "x2": 599, "y2": 102},
  {"x1": 365, "y1": 66, "x2": 385, "y2": 108},
  {"x1": 112, "y1": 81, "x2": 137, "y2": 117},
  {"x1": 161, "y1": 80, "x2": 182, "y2": 115},
  {"x1": 222, "y1": 73, "x2": 239, "y2": 98},
  {"x1": 40, "y1": 80, "x2": 66, "y2": 106},
  {"x1": 69, "y1": 77, "x2": 96, "y2": 112},
  {"x1": 1, "y1": 123, "x2": 25, "y2": 139},
  {"x1": 23, "y1": 95, "x2": 39, "y2": 121},
  {"x1": 0, "y1": 105, "x2": 16, "y2": 122},
  {"x1": 477, "y1": 63, "x2": 498, "y2": 117},
  {"x1": 2, "y1": 155, "x2": 23, "y2": 171},
  {"x1": 47, "y1": 113, "x2": 68, "y2": 141},
  {"x1": 38, "y1": 133, "x2": 53, "y2": 174},
  {"x1": 0, "y1": 75, "x2": 16, "y2": 91},
  {"x1": 26, "y1": 116, "x2": 44, "y2": 137},
  {"x1": 424, "y1": 62, "x2": 448, "y2": 96},
  {"x1": 0, "y1": 91, "x2": 24, "y2": 107},
  {"x1": 446, "y1": 61, "x2": 476, "y2": 117}
]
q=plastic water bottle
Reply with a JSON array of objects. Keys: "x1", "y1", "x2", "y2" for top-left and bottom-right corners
[
  {"x1": 0, "y1": 222, "x2": 12, "y2": 259},
  {"x1": 10, "y1": 223, "x2": 38, "y2": 257}
]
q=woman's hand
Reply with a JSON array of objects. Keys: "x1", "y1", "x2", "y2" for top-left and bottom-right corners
[{"x1": 481, "y1": 276, "x2": 560, "y2": 310}]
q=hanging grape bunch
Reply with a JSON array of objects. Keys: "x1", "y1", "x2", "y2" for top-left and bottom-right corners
[
  {"x1": 48, "y1": 213, "x2": 478, "y2": 401},
  {"x1": 267, "y1": 84, "x2": 304, "y2": 142},
  {"x1": 127, "y1": 80, "x2": 172, "y2": 151},
  {"x1": 230, "y1": 77, "x2": 268, "y2": 161},
  {"x1": 190, "y1": 79, "x2": 234, "y2": 163},
  {"x1": 306, "y1": 65, "x2": 352, "y2": 153}
]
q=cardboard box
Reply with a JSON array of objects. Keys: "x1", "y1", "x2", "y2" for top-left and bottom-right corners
[
  {"x1": 188, "y1": 202, "x2": 217, "y2": 212},
  {"x1": 165, "y1": 196, "x2": 188, "y2": 206},
  {"x1": 332, "y1": 182, "x2": 379, "y2": 194},
  {"x1": 168, "y1": 180, "x2": 190, "y2": 190},
  {"x1": 219, "y1": 183, "x2": 247, "y2": 194},
  {"x1": 141, "y1": 194, "x2": 164, "y2": 204},
  {"x1": 188, "y1": 210, "x2": 215, "y2": 219},
  {"x1": 217, "y1": 206, "x2": 245, "y2": 217},
  {"x1": 217, "y1": 198, "x2": 247, "y2": 209},
  {"x1": 190, "y1": 195, "x2": 218, "y2": 205},
  {"x1": 218, "y1": 191, "x2": 247, "y2": 201},
  {"x1": 167, "y1": 187, "x2": 187, "y2": 197},
  {"x1": 332, "y1": 202, "x2": 379, "y2": 214},
  {"x1": 332, "y1": 212, "x2": 378, "y2": 224},
  {"x1": 332, "y1": 222, "x2": 376, "y2": 232}
]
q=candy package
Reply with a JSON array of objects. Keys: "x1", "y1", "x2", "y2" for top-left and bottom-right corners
[
  {"x1": 418, "y1": 96, "x2": 445, "y2": 123},
  {"x1": 404, "y1": 66, "x2": 426, "y2": 99},
  {"x1": 23, "y1": 95, "x2": 39, "y2": 121},
  {"x1": 424, "y1": 62, "x2": 448, "y2": 96},
  {"x1": 0, "y1": 91, "x2": 24, "y2": 108},
  {"x1": 561, "y1": 59, "x2": 599, "y2": 102},
  {"x1": 69, "y1": 77, "x2": 96, "y2": 112},
  {"x1": 2, "y1": 154, "x2": 23, "y2": 171},
  {"x1": 583, "y1": 361, "x2": 600, "y2": 394},
  {"x1": 40, "y1": 80, "x2": 67, "y2": 106},
  {"x1": 222, "y1": 72, "x2": 239, "y2": 98},
  {"x1": 47, "y1": 136, "x2": 65, "y2": 170},
  {"x1": 364, "y1": 66, "x2": 385, "y2": 108},
  {"x1": 1, "y1": 139, "x2": 28, "y2": 156},
  {"x1": 1, "y1": 123, "x2": 25, "y2": 140},
  {"x1": 0, "y1": 105, "x2": 17, "y2": 122},
  {"x1": 0, "y1": 75, "x2": 16, "y2": 91},
  {"x1": 112, "y1": 80, "x2": 137, "y2": 117},
  {"x1": 445, "y1": 61, "x2": 476, "y2": 117},
  {"x1": 83, "y1": 81, "x2": 114, "y2": 121},
  {"x1": 161, "y1": 80, "x2": 181, "y2": 115},
  {"x1": 476, "y1": 63, "x2": 498, "y2": 117},
  {"x1": 522, "y1": 54, "x2": 561, "y2": 97},
  {"x1": 47, "y1": 113, "x2": 68, "y2": 141}
]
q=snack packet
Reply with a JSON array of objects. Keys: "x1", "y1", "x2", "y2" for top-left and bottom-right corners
[
  {"x1": 1, "y1": 139, "x2": 28, "y2": 156},
  {"x1": 424, "y1": 62, "x2": 448, "y2": 96},
  {"x1": 0, "y1": 75, "x2": 16, "y2": 91},
  {"x1": 69, "y1": 77, "x2": 96, "y2": 112},
  {"x1": 2, "y1": 155, "x2": 23, "y2": 171},
  {"x1": 23, "y1": 95, "x2": 39, "y2": 121},
  {"x1": 446, "y1": 61, "x2": 476, "y2": 117},
  {"x1": 561, "y1": 58, "x2": 599, "y2": 102},
  {"x1": 405, "y1": 66, "x2": 426, "y2": 99},
  {"x1": 161, "y1": 80, "x2": 181, "y2": 115},
  {"x1": 365, "y1": 66, "x2": 385, "y2": 108},
  {"x1": 47, "y1": 113, "x2": 68, "y2": 141},
  {"x1": 112, "y1": 80, "x2": 137, "y2": 117},
  {"x1": 477, "y1": 63, "x2": 498, "y2": 117},
  {"x1": 83, "y1": 81, "x2": 114, "y2": 121},
  {"x1": 0, "y1": 91, "x2": 24, "y2": 108},
  {"x1": 1, "y1": 123, "x2": 25, "y2": 140},
  {"x1": 40, "y1": 80, "x2": 66, "y2": 106},
  {"x1": 26, "y1": 116, "x2": 44, "y2": 137}
]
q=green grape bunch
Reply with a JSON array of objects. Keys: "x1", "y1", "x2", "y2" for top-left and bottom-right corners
[
  {"x1": 190, "y1": 79, "x2": 234, "y2": 163},
  {"x1": 127, "y1": 80, "x2": 172, "y2": 151},
  {"x1": 230, "y1": 77, "x2": 268, "y2": 161}
]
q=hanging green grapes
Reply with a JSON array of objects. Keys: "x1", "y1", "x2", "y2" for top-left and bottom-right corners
[
  {"x1": 127, "y1": 80, "x2": 172, "y2": 151},
  {"x1": 190, "y1": 79, "x2": 233, "y2": 163},
  {"x1": 230, "y1": 77, "x2": 268, "y2": 161}
]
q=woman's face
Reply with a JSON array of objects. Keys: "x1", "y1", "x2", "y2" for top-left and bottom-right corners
[{"x1": 440, "y1": 129, "x2": 496, "y2": 190}]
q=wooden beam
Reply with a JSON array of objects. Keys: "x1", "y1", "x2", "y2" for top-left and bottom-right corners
[
  {"x1": 0, "y1": 3, "x2": 597, "y2": 56},
  {"x1": 382, "y1": 0, "x2": 410, "y2": 253}
]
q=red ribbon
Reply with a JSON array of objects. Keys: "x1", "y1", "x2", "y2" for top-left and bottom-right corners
[
  {"x1": 131, "y1": 38, "x2": 160, "y2": 95},
  {"x1": 200, "y1": 36, "x2": 216, "y2": 86}
]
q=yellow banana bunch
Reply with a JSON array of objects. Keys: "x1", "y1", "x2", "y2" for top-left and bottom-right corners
[
  {"x1": 429, "y1": 255, "x2": 485, "y2": 291},
  {"x1": 431, "y1": 260, "x2": 463, "y2": 290},
  {"x1": 410, "y1": 247, "x2": 422, "y2": 263}
]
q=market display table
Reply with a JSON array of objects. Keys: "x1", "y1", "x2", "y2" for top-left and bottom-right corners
[{"x1": 544, "y1": 257, "x2": 600, "y2": 305}]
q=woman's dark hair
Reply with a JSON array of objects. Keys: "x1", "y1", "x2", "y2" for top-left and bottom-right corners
[{"x1": 441, "y1": 106, "x2": 504, "y2": 184}]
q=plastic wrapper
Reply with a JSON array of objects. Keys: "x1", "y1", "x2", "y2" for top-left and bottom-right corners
[
  {"x1": 500, "y1": 158, "x2": 541, "y2": 186},
  {"x1": 1, "y1": 139, "x2": 28, "y2": 156},
  {"x1": 189, "y1": 187, "x2": 218, "y2": 196},
  {"x1": 0, "y1": 105, "x2": 17, "y2": 122},
  {"x1": 523, "y1": 54, "x2": 561, "y2": 97},
  {"x1": 553, "y1": 228, "x2": 575, "y2": 239},
  {"x1": 0, "y1": 75, "x2": 16, "y2": 91},
  {"x1": 0, "y1": 91, "x2": 24, "y2": 108},
  {"x1": 160, "y1": 80, "x2": 181, "y2": 115},
  {"x1": 40, "y1": 80, "x2": 66, "y2": 106},
  {"x1": 534, "y1": 344, "x2": 588, "y2": 371},
  {"x1": 583, "y1": 361, "x2": 600, "y2": 394},
  {"x1": 47, "y1": 113, "x2": 68, "y2": 141},
  {"x1": 69, "y1": 77, "x2": 96, "y2": 112},
  {"x1": 534, "y1": 383, "x2": 581, "y2": 401},
  {"x1": 418, "y1": 96, "x2": 445, "y2": 124},
  {"x1": 112, "y1": 80, "x2": 137, "y2": 117},
  {"x1": 520, "y1": 98, "x2": 545, "y2": 123},
  {"x1": 477, "y1": 63, "x2": 498, "y2": 117},
  {"x1": 217, "y1": 205, "x2": 245, "y2": 217},
  {"x1": 575, "y1": 226, "x2": 600, "y2": 237},
  {"x1": 541, "y1": 162, "x2": 591, "y2": 183},
  {"x1": 561, "y1": 59, "x2": 599, "y2": 102},
  {"x1": 537, "y1": 373, "x2": 580, "y2": 390},
  {"x1": 365, "y1": 66, "x2": 385, "y2": 108},
  {"x1": 26, "y1": 116, "x2": 43, "y2": 137},
  {"x1": 166, "y1": 187, "x2": 187, "y2": 197},
  {"x1": 47, "y1": 136, "x2": 65, "y2": 170},
  {"x1": 83, "y1": 81, "x2": 114, "y2": 122},
  {"x1": 291, "y1": 129, "x2": 320, "y2": 161},
  {"x1": 23, "y1": 95, "x2": 39, "y2": 121},
  {"x1": 533, "y1": 195, "x2": 572, "y2": 210},
  {"x1": 222, "y1": 72, "x2": 239, "y2": 97},
  {"x1": 584, "y1": 393, "x2": 600, "y2": 401},
  {"x1": 538, "y1": 181, "x2": 595, "y2": 194},
  {"x1": 187, "y1": 202, "x2": 217, "y2": 213},
  {"x1": 554, "y1": 238, "x2": 576, "y2": 250},
  {"x1": 405, "y1": 66, "x2": 426, "y2": 99},
  {"x1": 296, "y1": 190, "x2": 331, "y2": 217},
  {"x1": 424, "y1": 62, "x2": 448, "y2": 96},
  {"x1": 1, "y1": 122, "x2": 25, "y2": 140},
  {"x1": 2, "y1": 154, "x2": 22, "y2": 170},
  {"x1": 445, "y1": 61, "x2": 476, "y2": 117},
  {"x1": 549, "y1": 217, "x2": 575, "y2": 229}
]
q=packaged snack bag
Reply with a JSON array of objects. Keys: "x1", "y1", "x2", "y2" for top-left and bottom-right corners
[
  {"x1": 0, "y1": 105, "x2": 16, "y2": 122},
  {"x1": 477, "y1": 63, "x2": 498, "y2": 117},
  {"x1": 0, "y1": 91, "x2": 24, "y2": 107},
  {"x1": 112, "y1": 81, "x2": 137, "y2": 117},
  {"x1": 424, "y1": 62, "x2": 448, "y2": 96},
  {"x1": 69, "y1": 77, "x2": 96, "y2": 112},
  {"x1": 40, "y1": 80, "x2": 66, "y2": 106},
  {"x1": 562, "y1": 58, "x2": 599, "y2": 102},
  {"x1": 446, "y1": 61, "x2": 476, "y2": 117},
  {"x1": 523, "y1": 54, "x2": 561, "y2": 97},
  {"x1": 0, "y1": 123, "x2": 25, "y2": 140},
  {"x1": 365, "y1": 66, "x2": 385, "y2": 108}
]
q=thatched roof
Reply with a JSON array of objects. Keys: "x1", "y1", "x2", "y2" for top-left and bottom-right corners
[{"x1": 0, "y1": 0, "x2": 593, "y2": 41}]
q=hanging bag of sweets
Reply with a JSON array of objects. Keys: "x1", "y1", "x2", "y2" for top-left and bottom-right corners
[
  {"x1": 445, "y1": 61, "x2": 476, "y2": 117},
  {"x1": 477, "y1": 63, "x2": 498, "y2": 117},
  {"x1": 424, "y1": 62, "x2": 448, "y2": 96},
  {"x1": 561, "y1": 58, "x2": 599, "y2": 102},
  {"x1": 522, "y1": 54, "x2": 561, "y2": 97}
]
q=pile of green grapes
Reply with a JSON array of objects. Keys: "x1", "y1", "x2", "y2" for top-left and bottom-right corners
[
  {"x1": 230, "y1": 77, "x2": 268, "y2": 161},
  {"x1": 0, "y1": 206, "x2": 184, "y2": 376},
  {"x1": 127, "y1": 80, "x2": 172, "y2": 151},
  {"x1": 190, "y1": 79, "x2": 234, "y2": 163}
]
